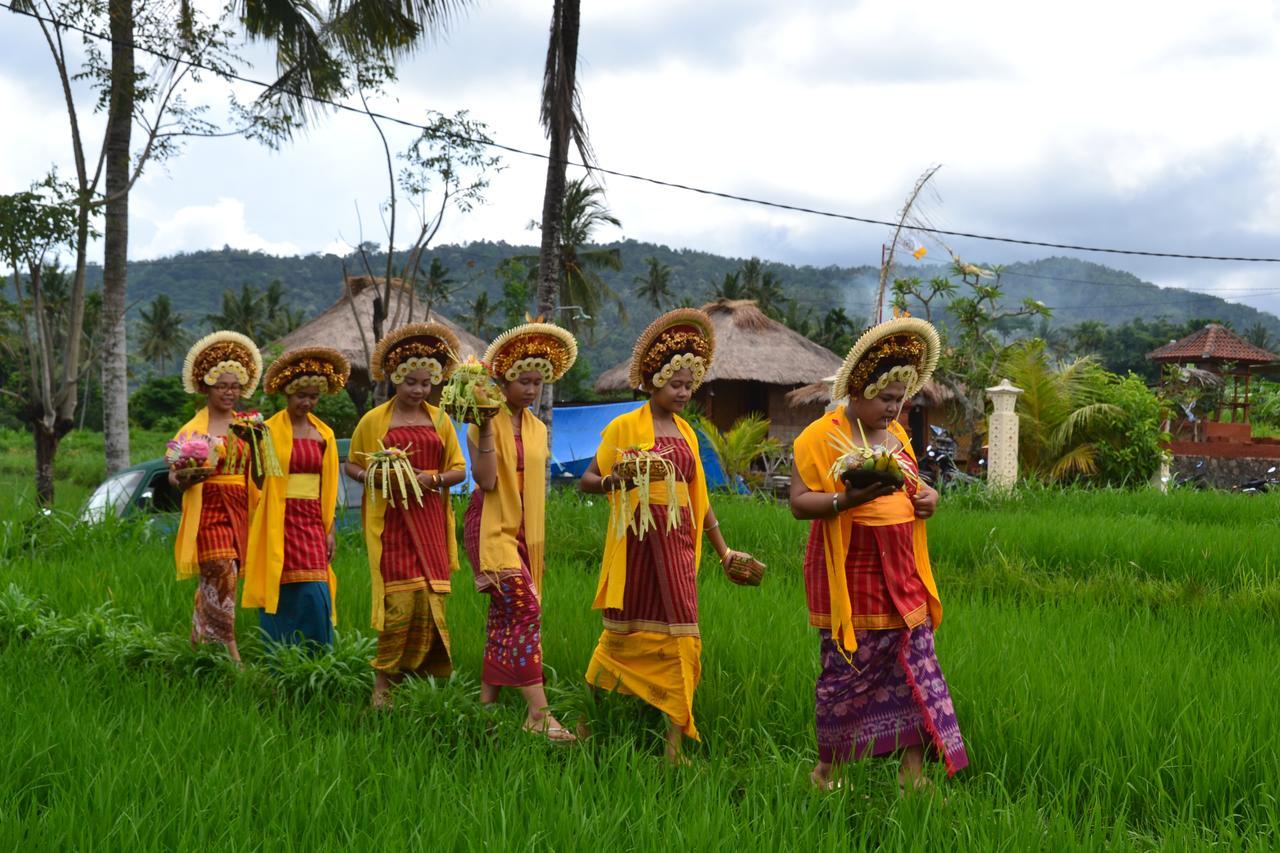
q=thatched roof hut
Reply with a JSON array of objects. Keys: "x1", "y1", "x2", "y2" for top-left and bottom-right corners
[
  {"x1": 273, "y1": 276, "x2": 484, "y2": 406},
  {"x1": 595, "y1": 299, "x2": 843, "y2": 441}
]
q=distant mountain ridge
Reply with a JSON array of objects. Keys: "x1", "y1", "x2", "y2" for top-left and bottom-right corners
[{"x1": 89, "y1": 241, "x2": 1280, "y2": 378}]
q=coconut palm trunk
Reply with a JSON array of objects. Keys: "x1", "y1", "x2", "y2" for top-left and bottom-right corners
[
  {"x1": 101, "y1": 0, "x2": 134, "y2": 472},
  {"x1": 535, "y1": 0, "x2": 587, "y2": 431}
]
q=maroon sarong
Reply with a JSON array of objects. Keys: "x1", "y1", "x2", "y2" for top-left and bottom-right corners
[{"x1": 815, "y1": 623, "x2": 968, "y2": 775}]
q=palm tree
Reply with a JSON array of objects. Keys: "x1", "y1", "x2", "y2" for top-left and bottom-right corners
[
  {"x1": 749, "y1": 270, "x2": 787, "y2": 318},
  {"x1": 687, "y1": 411, "x2": 780, "y2": 490},
  {"x1": 710, "y1": 271, "x2": 744, "y2": 300},
  {"x1": 467, "y1": 292, "x2": 495, "y2": 339},
  {"x1": 534, "y1": 0, "x2": 591, "y2": 319},
  {"x1": 206, "y1": 284, "x2": 262, "y2": 338},
  {"x1": 633, "y1": 256, "x2": 674, "y2": 310},
  {"x1": 137, "y1": 294, "x2": 187, "y2": 374},
  {"x1": 1245, "y1": 322, "x2": 1276, "y2": 354},
  {"x1": 417, "y1": 257, "x2": 457, "y2": 317},
  {"x1": 260, "y1": 280, "x2": 305, "y2": 340},
  {"x1": 1003, "y1": 339, "x2": 1123, "y2": 480},
  {"x1": 522, "y1": 177, "x2": 623, "y2": 335}
]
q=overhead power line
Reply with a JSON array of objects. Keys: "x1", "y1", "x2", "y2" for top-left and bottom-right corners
[{"x1": 8, "y1": 2, "x2": 1280, "y2": 265}]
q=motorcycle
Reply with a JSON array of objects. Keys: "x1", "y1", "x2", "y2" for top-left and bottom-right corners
[{"x1": 920, "y1": 426, "x2": 977, "y2": 490}]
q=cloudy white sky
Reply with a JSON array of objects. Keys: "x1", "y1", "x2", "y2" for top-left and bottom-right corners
[{"x1": 3, "y1": 0, "x2": 1280, "y2": 312}]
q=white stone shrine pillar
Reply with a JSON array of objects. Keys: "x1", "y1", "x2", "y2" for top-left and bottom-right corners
[{"x1": 985, "y1": 378, "x2": 1023, "y2": 492}]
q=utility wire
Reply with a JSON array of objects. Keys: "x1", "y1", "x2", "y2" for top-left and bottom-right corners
[{"x1": 7, "y1": 1, "x2": 1280, "y2": 264}]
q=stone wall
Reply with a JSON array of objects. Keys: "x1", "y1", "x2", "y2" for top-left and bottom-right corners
[{"x1": 1172, "y1": 455, "x2": 1280, "y2": 489}]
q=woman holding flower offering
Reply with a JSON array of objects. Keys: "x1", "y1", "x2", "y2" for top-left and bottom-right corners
[
  {"x1": 463, "y1": 321, "x2": 578, "y2": 742},
  {"x1": 346, "y1": 323, "x2": 467, "y2": 708},
  {"x1": 242, "y1": 347, "x2": 350, "y2": 651},
  {"x1": 169, "y1": 330, "x2": 264, "y2": 663},
  {"x1": 579, "y1": 308, "x2": 757, "y2": 763},
  {"x1": 790, "y1": 314, "x2": 967, "y2": 792}
]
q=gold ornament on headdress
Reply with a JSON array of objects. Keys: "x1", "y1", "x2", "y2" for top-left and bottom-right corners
[
  {"x1": 264, "y1": 346, "x2": 351, "y2": 396},
  {"x1": 483, "y1": 322, "x2": 579, "y2": 383},
  {"x1": 370, "y1": 322, "x2": 462, "y2": 385},
  {"x1": 831, "y1": 316, "x2": 941, "y2": 402},
  {"x1": 182, "y1": 331, "x2": 263, "y2": 396},
  {"x1": 628, "y1": 308, "x2": 716, "y2": 392}
]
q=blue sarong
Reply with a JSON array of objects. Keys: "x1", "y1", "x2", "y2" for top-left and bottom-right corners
[{"x1": 258, "y1": 581, "x2": 334, "y2": 650}]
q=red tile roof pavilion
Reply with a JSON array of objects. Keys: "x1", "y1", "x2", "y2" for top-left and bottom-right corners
[{"x1": 1147, "y1": 323, "x2": 1278, "y2": 366}]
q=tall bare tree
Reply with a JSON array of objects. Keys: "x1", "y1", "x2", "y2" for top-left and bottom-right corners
[
  {"x1": 14, "y1": 0, "x2": 239, "y2": 476},
  {"x1": 0, "y1": 177, "x2": 84, "y2": 504}
]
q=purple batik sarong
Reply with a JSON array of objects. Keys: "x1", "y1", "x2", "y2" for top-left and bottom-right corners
[{"x1": 815, "y1": 623, "x2": 968, "y2": 775}]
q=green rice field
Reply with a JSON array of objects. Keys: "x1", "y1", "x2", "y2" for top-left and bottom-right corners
[{"x1": 1, "y1": 429, "x2": 1279, "y2": 849}]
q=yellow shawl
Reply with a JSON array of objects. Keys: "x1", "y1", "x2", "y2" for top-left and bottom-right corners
[
  {"x1": 171, "y1": 408, "x2": 260, "y2": 580},
  {"x1": 241, "y1": 410, "x2": 339, "y2": 621},
  {"x1": 469, "y1": 409, "x2": 548, "y2": 596},
  {"x1": 349, "y1": 398, "x2": 466, "y2": 630},
  {"x1": 792, "y1": 408, "x2": 942, "y2": 654},
  {"x1": 592, "y1": 402, "x2": 709, "y2": 611}
]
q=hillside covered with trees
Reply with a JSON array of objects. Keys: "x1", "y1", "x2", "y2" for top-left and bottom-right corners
[{"x1": 93, "y1": 242, "x2": 1280, "y2": 382}]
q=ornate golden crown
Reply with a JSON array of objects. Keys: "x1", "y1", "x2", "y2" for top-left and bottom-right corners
[
  {"x1": 264, "y1": 346, "x2": 351, "y2": 395},
  {"x1": 831, "y1": 316, "x2": 940, "y2": 401},
  {"x1": 370, "y1": 322, "x2": 462, "y2": 382},
  {"x1": 484, "y1": 322, "x2": 579, "y2": 383},
  {"x1": 628, "y1": 308, "x2": 716, "y2": 391},
  {"x1": 182, "y1": 331, "x2": 262, "y2": 397}
]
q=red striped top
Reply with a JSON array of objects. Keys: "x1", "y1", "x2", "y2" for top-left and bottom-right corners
[
  {"x1": 602, "y1": 436, "x2": 700, "y2": 637},
  {"x1": 196, "y1": 436, "x2": 248, "y2": 563},
  {"x1": 379, "y1": 425, "x2": 451, "y2": 591},
  {"x1": 803, "y1": 447, "x2": 928, "y2": 629},
  {"x1": 281, "y1": 437, "x2": 329, "y2": 583}
]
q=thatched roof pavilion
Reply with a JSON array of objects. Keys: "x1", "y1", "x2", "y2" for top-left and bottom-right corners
[
  {"x1": 595, "y1": 299, "x2": 842, "y2": 440},
  {"x1": 273, "y1": 276, "x2": 484, "y2": 406}
]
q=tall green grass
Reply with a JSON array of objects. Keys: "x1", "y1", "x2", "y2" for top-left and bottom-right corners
[{"x1": 2, "y1": 448, "x2": 1279, "y2": 848}]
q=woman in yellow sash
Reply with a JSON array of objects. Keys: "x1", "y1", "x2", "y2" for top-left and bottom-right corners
[
  {"x1": 790, "y1": 316, "x2": 967, "y2": 791},
  {"x1": 345, "y1": 323, "x2": 467, "y2": 708},
  {"x1": 168, "y1": 331, "x2": 263, "y2": 664},
  {"x1": 579, "y1": 308, "x2": 755, "y2": 763},
  {"x1": 464, "y1": 321, "x2": 579, "y2": 742},
  {"x1": 242, "y1": 347, "x2": 350, "y2": 651}
]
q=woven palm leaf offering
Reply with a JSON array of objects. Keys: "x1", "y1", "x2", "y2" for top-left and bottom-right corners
[
  {"x1": 609, "y1": 445, "x2": 681, "y2": 539},
  {"x1": 828, "y1": 418, "x2": 907, "y2": 491},
  {"x1": 440, "y1": 356, "x2": 504, "y2": 425},
  {"x1": 359, "y1": 442, "x2": 425, "y2": 508},
  {"x1": 224, "y1": 410, "x2": 284, "y2": 477}
]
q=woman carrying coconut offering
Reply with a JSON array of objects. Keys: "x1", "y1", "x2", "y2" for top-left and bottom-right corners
[
  {"x1": 242, "y1": 346, "x2": 350, "y2": 651},
  {"x1": 790, "y1": 315, "x2": 967, "y2": 792},
  {"x1": 345, "y1": 323, "x2": 468, "y2": 708},
  {"x1": 458, "y1": 321, "x2": 579, "y2": 743},
  {"x1": 579, "y1": 308, "x2": 760, "y2": 764},
  {"x1": 168, "y1": 331, "x2": 265, "y2": 664}
]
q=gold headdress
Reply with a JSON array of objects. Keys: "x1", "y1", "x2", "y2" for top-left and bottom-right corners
[
  {"x1": 370, "y1": 322, "x2": 462, "y2": 385},
  {"x1": 182, "y1": 330, "x2": 263, "y2": 397},
  {"x1": 831, "y1": 316, "x2": 941, "y2": 402},
  {"x1": 628, "y1": 308, "x2": 716, "y2": 392},
  {"x1": 263, "y1": 346, "x2": 351, "y2": 396},
  {"x1": 483, "y1": 321, "x2": 578, "y2": 384}
]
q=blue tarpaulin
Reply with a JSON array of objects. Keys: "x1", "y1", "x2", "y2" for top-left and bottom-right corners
[{"x1": 449, "y1": 401, "x2": 727, "y2": 493}]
